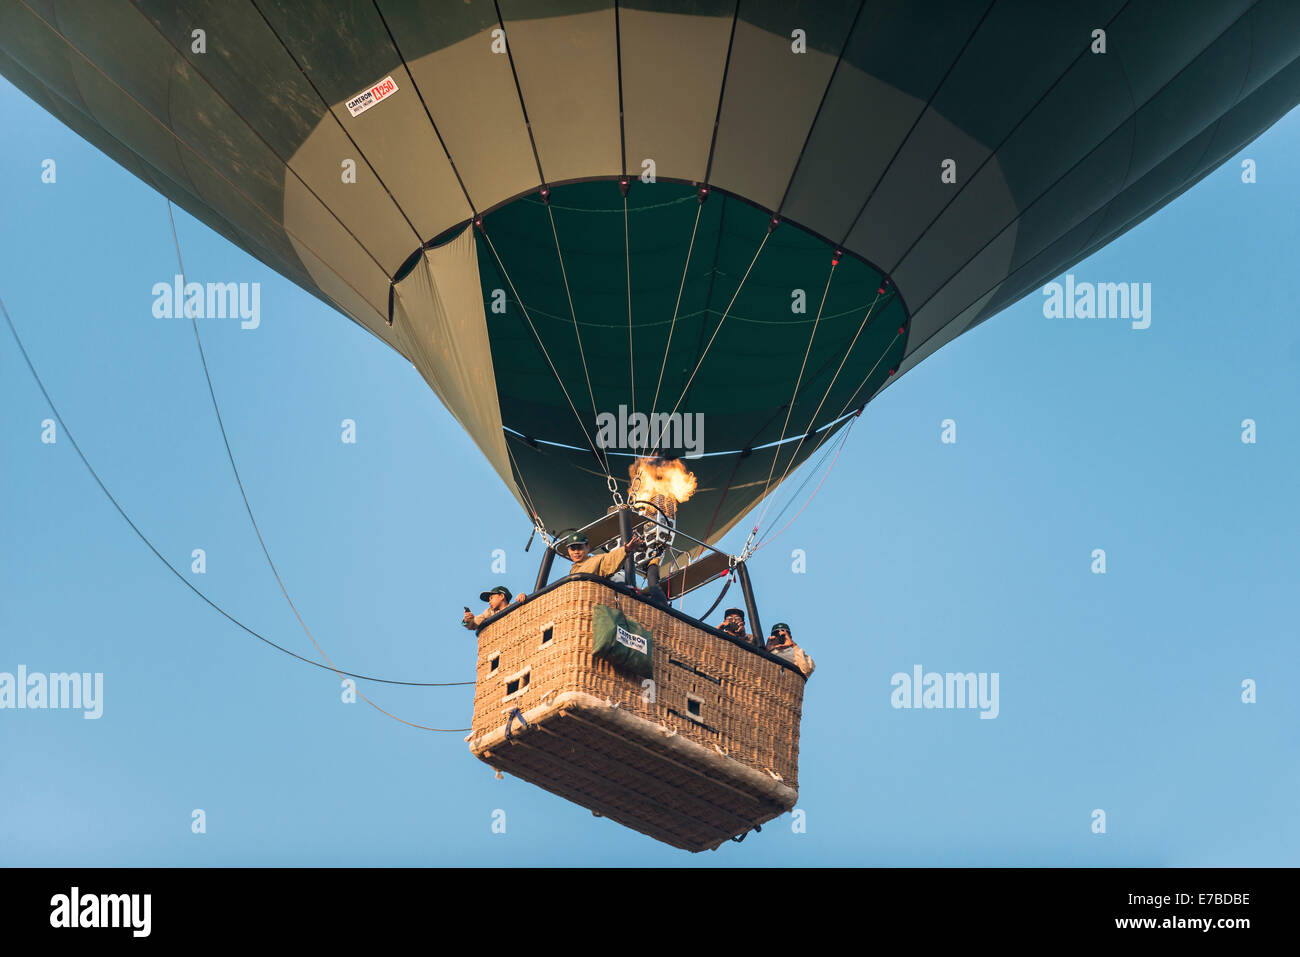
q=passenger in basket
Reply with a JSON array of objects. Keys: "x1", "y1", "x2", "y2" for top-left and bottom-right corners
[
  {"x1": 462, "y1": 585, "x2": 526, "y2": 631},
  {"x1": 560, "y1": 530, "x2": 644, "y2": 582},
  {"x1": 717, "y1": 607, "x2": 752, "y2": 641},
  {"x1": 765, "y1": 622, "x2": 796, "y2": 655},
  {"x1": 765, "y1": 622, "x2": 815, "y2": 678}
]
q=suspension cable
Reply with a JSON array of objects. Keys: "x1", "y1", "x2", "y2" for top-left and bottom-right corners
[
  {"x1": 502, "y1": 437, "x2": 542, "y2": 525},
  {"x1": 480, "y1": 226, "x2": 613, "y2": 480},
  {"x1": 752, "y1": 289, "x2": 892, "y2": 540},
  {"x1": 759, "y1": 420, "x2": 845, "y2": 534},
  {"x1": 753, "y1": 257, "x2": 837, "y2": 531},
  {"x1": 641, "y1": 199, "x2": 703, "y2": 461},
  {"x1": 651, "y1": 226, "x2": 772, "y2": 459},
  {"x1": 543, "y1": 200, "x2": 611, "y2": 476},
  {"x1": 753, "y1": 318, "x2": 904, "y2": 550},
  {"x1": 624, "y1": 193, "x2": 636, "y2": 446},
  {"x1": 754, "y1": 413, "x2": 859, "y2": 551}
]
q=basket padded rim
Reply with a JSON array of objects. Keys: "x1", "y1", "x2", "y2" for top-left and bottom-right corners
[{"x1": 474, "y1": 573, "x2": 806, "y2": 679}]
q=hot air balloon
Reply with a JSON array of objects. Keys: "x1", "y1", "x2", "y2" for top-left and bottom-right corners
[{"x1": 4, "y1": 0, "x2": 1299, "y2": 850}]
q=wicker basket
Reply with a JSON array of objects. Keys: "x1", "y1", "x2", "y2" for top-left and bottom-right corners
[{"x1": 468, "y1": 576, "x2": 805, "y2": 851}]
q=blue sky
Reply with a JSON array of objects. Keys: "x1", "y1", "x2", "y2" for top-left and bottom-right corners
[{"x1": 2, "y1": 77, "x2": 1296, "y2": 866}]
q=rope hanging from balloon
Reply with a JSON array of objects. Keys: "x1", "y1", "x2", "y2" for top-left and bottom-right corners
[
  {"x1": 164, "y1": 201, "x2": 472, "y2": 731},
  {"x1": 0, "y1": 290, "x2": 472, "y2": 698}
]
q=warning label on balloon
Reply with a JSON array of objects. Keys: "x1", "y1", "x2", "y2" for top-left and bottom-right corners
[{"x1": 345, "y1": 75, "x2": 399, "y2": 117}]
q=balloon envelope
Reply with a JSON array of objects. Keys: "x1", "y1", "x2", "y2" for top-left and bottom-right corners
[{"x1": 3, "y1": 0, "x2": 1298, "y2": 543}]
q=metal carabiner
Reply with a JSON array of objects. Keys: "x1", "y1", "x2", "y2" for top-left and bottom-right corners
[{"x1": 738, "y1": 526, "x2": 759, "y2": 561}]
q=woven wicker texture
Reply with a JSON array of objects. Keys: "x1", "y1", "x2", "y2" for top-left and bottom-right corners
[{"x1": 468, "y1": 578, "x2": 805, "y2": 850}]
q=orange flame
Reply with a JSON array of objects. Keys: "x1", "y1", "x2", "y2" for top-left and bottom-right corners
[{"x1": 628, "y1": 456, "x2": 697, "y2": 504}]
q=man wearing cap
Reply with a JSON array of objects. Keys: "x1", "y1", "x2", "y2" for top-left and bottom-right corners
[
  {"x1": 766, "y1": 622, "x2": 795, "y2": 654},
  {"x1": 766, "y1": 622, "x2": 815, "y2": 677},
  {"x1": 461, "y1": 585, "x2": 526, "y2": 631},
  {"x1": 559, "y1": 530, "x2": 644, "y2": 582},
  {"x1": 717, "y1": 607, "x2": 752, "y2": 641}
]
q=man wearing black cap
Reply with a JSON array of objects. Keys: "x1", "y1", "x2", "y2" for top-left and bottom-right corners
[
  {"x1": 559, "y1": 530, "x2": 644, "y2": 581},
  {"x1": 766, "y1": 622, "x2": 795, "y2": 654},
  {"x1": 765, "y1": 622, "x2": 814, "y2": 677},
  {"x1": 717, "y1": 607, "x2": 752, "y2": 641},
  {"x1": 461, "y1": 585, "x2": 526, "y2": 631}
]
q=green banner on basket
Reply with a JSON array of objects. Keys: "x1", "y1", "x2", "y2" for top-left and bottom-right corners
[{"x1": 592, "y1": 604, "x2": 654, "y2": 678}]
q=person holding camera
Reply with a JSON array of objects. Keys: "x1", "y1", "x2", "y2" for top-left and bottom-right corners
[
  {"x1": 766, "y1": 621, "x2": 815, "y2": 678},
  {"x1": 717, "y1": 608, "x2": 752, "y2": 641},
  {"x1": 766, "y1": 622, "x2": 795, "y2": 654},
  {"x1": 461, "y1": 585, "x2": 526, "y2": 631}
]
